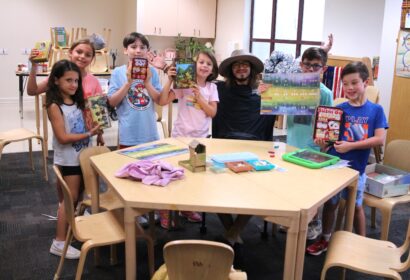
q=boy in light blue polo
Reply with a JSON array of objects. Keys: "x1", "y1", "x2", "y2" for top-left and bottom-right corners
[{"x1": 108, "y1": 32, "x2": 162, "y2": 148}]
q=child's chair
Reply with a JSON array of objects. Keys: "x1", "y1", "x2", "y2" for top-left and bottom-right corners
[
  {"x1": 52, "y1": 165, "x2": 125, "y2": 280},
  {"x1": 0, "y1": 128, "x2": 48, "y2": 181},
  {"x1": 321, "y1": 219, "x2": 410, "y2": 280},
  {"x1": 151, "y1": 240, "x2": 247, "y2": 280},
  {"x1": 363, "y1": 139, "x2": 410, "y2": 240}
]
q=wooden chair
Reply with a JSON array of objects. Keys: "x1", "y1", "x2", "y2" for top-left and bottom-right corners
[
  {"x1": 78, "y1": 146, "x2": 124, "y2": 265},
  {"x1": 52, "y1": 165, "x2": 155, "y2": 279},
  {"x1": 151, "y1": 240, "x2": 247, "y2": 280},
  {"x1": 52, "y1": 165, "x2": 125, "y2": 280},
  {"x1": 49, "y1": 27, "x2": 87, "y2": 68},
  {"x1": 0, "y1": 128, "x2": 48, "y2": 181},
  {"x1": 321, "y1": 219, "x2": 410, "y2": 280},
  {"x1": 78, "y1": 146, "x2": 123, "y2": 214},
  {"x1": 363, "y1": 139, "x2": 410, "y2": 240},
  {"x1": 89, "y1": 28, "x2": 111, "y2": 73},
  {"x1": 155, "y1": 103, "x2": 169, "y2": 138}
]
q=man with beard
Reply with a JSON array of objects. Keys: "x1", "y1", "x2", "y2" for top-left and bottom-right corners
[
  {"x1": 212, "y1": 49, "x2": 276, "y2": 140},
  {"x1": 212, "y1": 50, "x2": 276, "y2": 267}
]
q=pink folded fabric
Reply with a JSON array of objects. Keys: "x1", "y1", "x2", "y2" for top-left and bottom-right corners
[{"x1": 115, "y1": 160, "x2": 185, "y2": 187}]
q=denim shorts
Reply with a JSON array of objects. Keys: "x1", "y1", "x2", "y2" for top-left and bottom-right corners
[{"x1": 330, "y1": 173, "x2": 367, "y2": 206}]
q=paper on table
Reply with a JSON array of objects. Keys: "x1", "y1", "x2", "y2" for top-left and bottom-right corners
[{"x1": 323, "y1": 159, "x2": 350, "y2": 170}]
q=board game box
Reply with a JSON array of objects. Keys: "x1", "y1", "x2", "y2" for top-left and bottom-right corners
[
  {"x1": 131, "y1": 58, "x2": 148, "y2": 80},
  {"x1": 313, "y1": 106, "x2": 344, "y2": 142}
]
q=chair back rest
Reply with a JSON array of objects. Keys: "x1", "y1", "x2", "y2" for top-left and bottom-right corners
[
  {"x1": 333, "y1": 97, "x2": 348, "y2": 106},
  {"x1": 79, "y1": 146, "x2": 111, "y2": 199},
  {"x1": 52, "y1": 165, "x2": 76, "y2": 230},
  {"x1": 365, "y1": 85, "x2": 379, "y2": 104},
  {"x1": 383, "y1": 140, "x2": 410, "y2": 172},
  {"x1": 164, "y1": 240, "x2": 234, "y2": 280}
]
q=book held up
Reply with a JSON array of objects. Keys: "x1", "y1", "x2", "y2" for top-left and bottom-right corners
[
  {"x1": 313, "y1": 106, "x2": 344, "y2": 142},
  {"x1": 32, "y1": 41, "x2": 52, "y2": 63},
  {"x1": 174, "y1": 59, "x2": 196, "y2": 89},
  {"x1": 83, "y1": 95, "x2": 111, "y2": 130}
]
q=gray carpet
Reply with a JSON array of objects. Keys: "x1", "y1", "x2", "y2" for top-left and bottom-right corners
[{"x1": 1, "y1": 150, "x2": 409, "y2": 280}]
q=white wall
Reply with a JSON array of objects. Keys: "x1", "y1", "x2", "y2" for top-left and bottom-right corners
[
  {"x1": 0, "y1": 0, "x2": 127, "y2": 101},
  {"x1": 214, "y1": 0, "x2": 251, "y2": 64},
  {"x1": 323, "y1": 0, "x2": 385, "y2": 58},
  {"x1": 377, "y1": 0, "x2": 402, "y2": 119}
]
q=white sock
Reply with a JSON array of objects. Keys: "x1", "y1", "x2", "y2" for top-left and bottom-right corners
[
  {"x1": 53, "y1": 239, "x2": 65, "y2": 249},
  {"x1": 322, "y1": 233, "x2": 331, "y2": 241}
]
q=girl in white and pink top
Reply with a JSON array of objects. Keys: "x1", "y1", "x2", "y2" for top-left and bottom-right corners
[
  {"x1": 161, "y1": 50, "x2": 219, "y2": 138},
  {"x1": 159, "y1": 50, "x2": 219, "y2": 227}
]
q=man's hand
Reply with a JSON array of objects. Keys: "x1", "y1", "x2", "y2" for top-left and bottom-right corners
[{"x1": 257, "y1": 82, "x2": 271, "y2": 95}]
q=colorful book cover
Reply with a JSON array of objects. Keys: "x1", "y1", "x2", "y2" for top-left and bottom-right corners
[
  {"x1": 131, "y1": 58, "x2": 148, "y2": 80},
  {"x1": 119, "y1": 143, "x2": 188, "y2": 160},
  {"x1": 174, "y1": 60, "x2": 196, "y2": 89},
  {"x1": 261, "y1": 72, "x2": 320, "y2": 115},
  {"x1": 84, "y1": 95, "x2": 111, "y2": 130},
  {"x1": 313, "y1": 106, "x2": 344, "y2": 142},
  {"x1": 53, "y1": 27, "x2": 67, "y2": 47},
  {"x1": 32, "y1": 41, "x2": 52, "y2": 63}
]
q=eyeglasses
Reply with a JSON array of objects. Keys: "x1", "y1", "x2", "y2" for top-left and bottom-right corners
[
  {"x1": 302, "y1": 62, "x2": 323, "y2": 71},
  {"x1": 232, "y1": 61, "x2": 251, "y2": 68}
]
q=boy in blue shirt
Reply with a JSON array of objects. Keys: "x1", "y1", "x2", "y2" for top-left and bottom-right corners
[
  {"x1": 108, "y1": 32, "x2": 162, "y2": 148},
  {"x1": 307, "y1": 61, "x2": 388, "y2": 256}
]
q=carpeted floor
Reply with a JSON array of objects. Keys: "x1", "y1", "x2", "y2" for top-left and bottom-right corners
[{"x1": 1, "y1": 151, "x2": 409, "y2": 280}]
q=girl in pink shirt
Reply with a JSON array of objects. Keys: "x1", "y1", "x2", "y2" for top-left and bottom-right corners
[
  {"x1": 158, "y1": 50, "x2": 219, "y2": 228},
  {"x1": 28, "y1": 38, "x2": 104, "y2": 145}
]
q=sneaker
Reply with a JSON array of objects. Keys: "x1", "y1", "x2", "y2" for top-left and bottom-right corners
[
  {"x1": 306, "y1": 238, "x2": 329, "y2": 256},
  {"x1": 50, "y1": 239, "x2": 81, "y2": 259},
  {"x1": 159, "y1": 210, "x2": 170, "y2": 229},
  {"x1": 137, "y1": 215, "x2": 148, "y2": 227},
  {"x1": 306, "y1": 220, "x2": 322, "y2": 240},
  {"x1": 278, "y1": 225, "x2": 288, "y2": 233},
  {"x1": 153, "y1": 212, "x2": 160, "y2": 223},
  {"x1": 180, "y1": 211, "x2": 202, "y2": 223}
]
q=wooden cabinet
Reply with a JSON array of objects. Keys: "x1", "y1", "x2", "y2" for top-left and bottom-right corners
[
  {"x1": 136, "y1": 0, "x2": 177, "y2": 36},
  {"x1": 137, "y1": 0, "x2": 216, "y2": 38},
  {"x1": 177, "y1": 0, "x2": 216, "y2": 38}
]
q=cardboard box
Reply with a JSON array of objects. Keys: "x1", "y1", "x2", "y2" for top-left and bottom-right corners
[{"x1": 364, "y1": 163, "x2": 410, "y2": 198}]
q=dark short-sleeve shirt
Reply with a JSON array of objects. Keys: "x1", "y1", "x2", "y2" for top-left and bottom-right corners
[{"x1": 212, "y1": 81, "x2": 276, "y2": 141}]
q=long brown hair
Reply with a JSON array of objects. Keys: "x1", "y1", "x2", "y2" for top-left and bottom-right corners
[{"x1": 46, "y1": 59, "x2": 85, "y2": 110}]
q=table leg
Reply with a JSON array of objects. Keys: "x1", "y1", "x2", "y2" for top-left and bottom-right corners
[
  {"x1": 264, "y1": 214, "x2": 300, "y2": 280},
  {"x1": 344, "y1": 179, "x2": 358, "y2": 231},
  {"x1": 18, "y1": 75, "x2": 24, "y2": 119},
  {"x1": 35, "y1": 94, "x2": 40, "y2": 143},
  {"x1": 283, "y1": 214, "x2": 300, "y2": 280},
  {"x1": 293, "y1": 210, "x2": 311, "y2": 280},
  {"x1": 125, "y1": 207, "x2": 137, "y2": 280},
  {"x1": 41, "y1": 94, "x2": 49, "y2": 158}
]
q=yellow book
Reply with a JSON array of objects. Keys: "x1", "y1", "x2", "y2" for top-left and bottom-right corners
[{"x1": 32, "y1": 41, "x2": 52, "y2": 63}]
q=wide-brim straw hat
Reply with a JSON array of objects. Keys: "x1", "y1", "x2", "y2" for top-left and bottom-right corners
[{"x1": 219, "y1": 49, "x2": 264, "y2": 77}]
